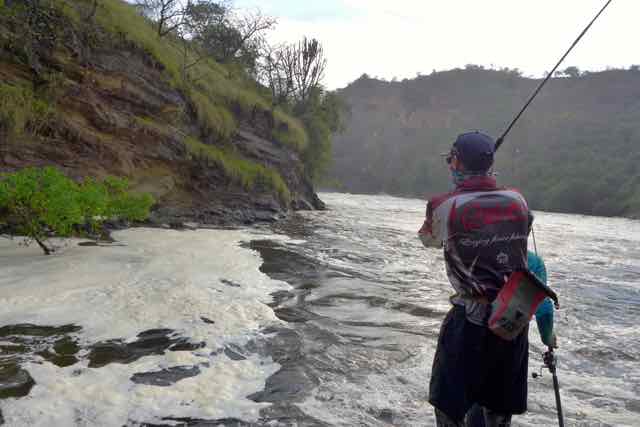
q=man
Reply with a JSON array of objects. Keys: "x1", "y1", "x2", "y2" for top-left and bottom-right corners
[{"x1": 419, "y1": 131, "x2": 533, "y2": 427}]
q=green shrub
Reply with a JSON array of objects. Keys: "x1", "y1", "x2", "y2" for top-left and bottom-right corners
[
  {"x1": 184, "y1": 137, "x2": 290, "y2": 202},
  {"x1": 0, "y1": 167, "x2": 154, "y2": 254}
]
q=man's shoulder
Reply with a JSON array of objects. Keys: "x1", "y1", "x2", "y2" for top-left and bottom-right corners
[
  {"x1": 501, "y1": 186, "x2": 528, "y2": 201},
  {"x1": 428, "y1": 190, "x2": 458, "y2": 211}
]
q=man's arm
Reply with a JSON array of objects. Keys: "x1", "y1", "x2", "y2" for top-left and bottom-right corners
[
  {"x1": 529, "y1": 252, "x2": 557, "y2": 348},
  {"x1": 418, "y1": 202, "x2": 443, "y2": 248}
]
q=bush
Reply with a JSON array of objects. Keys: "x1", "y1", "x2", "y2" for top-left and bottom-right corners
[{"x1": 0, "y1": 167, "x2": 154, "y2": 254}]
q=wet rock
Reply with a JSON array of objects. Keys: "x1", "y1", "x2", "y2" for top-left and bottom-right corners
[
  {"x1": 200, "y1": 317, "x2": 215, "y2": 325},
  {"x1": 291, "y1": 199, "x2": 314, "y2": 211},
  {"x1": 245, "y1": 328, "x2": 320, "y2": 405},
  {"x1": 254, "y1": 210, "x2": 279, "y2": 222},
  {"x1": 0, "y1": 324, "x2": 81, "y2": 338},
  {"x1": 36, "y1": 336, "x2": 80, "y2": 367},
  {"x1": 224, "y1": 345, "x2": 247, "y2": 361},
  {"x1": 220, "y1": 279, "x2": 242, "y2": 288},
  {"x1": 378, "y1": 408, "x2": 393, "y2": 423},
  {"x1": 169, "y1": 341, "x2": 206, "y2": 352},
  {"x1": 131, "y1": 366, "x2": 200, "y2": 387},
  {"x1": 259, "y1": 404, "x2": 331, "y2": 426},
  {"x1": 145, "y1": 417, "x2": 253, "y2": 426},
  {"x1": 88, "y1": 329, "x2": 202, "y2": 368},
  {"x1": 0, "y1": 323, "x2": 83, "y2": 371},
  {"x1": 0, "y1": 365, "x2": 35, "y2": 399},
  {"x1": 248, "y1": 364, "x2": 313, "y2": 403},
  {"x1": 266, "y1": 290, "x2": 295, "y2": 308},
  {"x1": 273, "y1": 307, "x2": 314, "y2": 323}
]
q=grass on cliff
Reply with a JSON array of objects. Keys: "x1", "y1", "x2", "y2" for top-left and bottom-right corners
[
  {"x1": 183, "y1": 137, "x2": 290, "y2": 202},
  {"x1": 62, "y1": 0, "x2": 307, "y2": 151},
  {"x1": 0, "y1": 83, "x2": 53, "y2": 139}
]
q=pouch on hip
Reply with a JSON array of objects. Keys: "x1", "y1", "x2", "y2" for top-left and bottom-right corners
[{"x1": 488, "y1": 270, "x2": 559, "y2": 340}]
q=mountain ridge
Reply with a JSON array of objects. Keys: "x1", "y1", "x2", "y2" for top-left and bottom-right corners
[{"x1": 330, "y1": 67, "x2": 640, "y2": 218}]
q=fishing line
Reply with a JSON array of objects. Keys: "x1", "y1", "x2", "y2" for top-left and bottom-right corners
[
  {"x1": 531, "y1": 225, "x2": 539, "y2": 256},
  {"x1": 494, "y1": 0, "x2": 614, "y2": 153}
]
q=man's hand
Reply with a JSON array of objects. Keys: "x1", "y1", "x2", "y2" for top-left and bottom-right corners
[{"x1": 543, "y1": 332, "x2": 558, "y2": 349}]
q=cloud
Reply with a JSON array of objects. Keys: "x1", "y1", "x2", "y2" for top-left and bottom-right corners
[{"x1": 240, "y1": 0, "x2": 638, "y2": 89}]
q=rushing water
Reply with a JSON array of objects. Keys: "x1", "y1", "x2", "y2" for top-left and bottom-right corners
[{"x1": 1, "y1": 192, "x2": 639, "y2": 426}]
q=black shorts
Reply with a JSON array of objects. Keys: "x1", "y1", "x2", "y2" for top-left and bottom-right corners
[{"x1": 428, "y1": 305, "x2": 529, "y2": 422}]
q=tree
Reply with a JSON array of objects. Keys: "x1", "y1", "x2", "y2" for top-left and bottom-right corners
[
  {"x1": 257, "y1": 43, "x2": 295, "y2": 108},
  {"x1": 299, "y1": 88, "x2": 348, "y2": 181},
  {"x1": 290, "y1": 37, "x2": 326, "y2": 105},
  {"x1": 259, "y1": 37, "x2": 327, "y2": 108},
  {"x1": 180, "y1": 1, "x2": 275, "y2": 73},
  {"x1": 255, "y1": 36, "x2": 342, "y2": 180},
  {"x1": 563, "y1": 66, "x2": 581, "y2": 78},
  {"x1": 135, "y1": 0, "x2": 184, "y2": 37},
  {"x1": 0, "y1": 167, "x2": 154, "y2": 255}
]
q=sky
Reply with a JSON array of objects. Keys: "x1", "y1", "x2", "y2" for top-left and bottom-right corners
[{"x1": 234, "y1": 0, "x2": 637, "y2": 89}]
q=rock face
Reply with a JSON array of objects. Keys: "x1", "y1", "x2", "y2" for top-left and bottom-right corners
[{"x1": 0, "y1": 4, "x2": 323, "y2": 226}]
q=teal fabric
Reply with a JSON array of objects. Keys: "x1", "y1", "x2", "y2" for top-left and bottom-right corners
[
  {"x1": 451, "y1": 170, "x2": 466, "y2": 187},
  {"x1": 528, "y1": 251, "x2": 555, "y2": 346}
]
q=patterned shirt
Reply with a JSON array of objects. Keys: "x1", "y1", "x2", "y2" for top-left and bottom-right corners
[{"x1": 419, "y1": 176, "x2": 531, "y2": 325}]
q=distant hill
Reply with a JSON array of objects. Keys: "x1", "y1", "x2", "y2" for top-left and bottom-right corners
[{"x1": 330, "y1": 67, "x2": 640, "y2": 218}]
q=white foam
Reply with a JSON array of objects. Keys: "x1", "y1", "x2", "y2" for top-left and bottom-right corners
[{"x1": 0, "y1": 228, "x2": 289, "y2": 425}]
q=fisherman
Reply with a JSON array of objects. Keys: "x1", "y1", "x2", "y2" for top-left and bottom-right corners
[{"x1": 419, "y1": 131, "x2": 536, "y2": 427}]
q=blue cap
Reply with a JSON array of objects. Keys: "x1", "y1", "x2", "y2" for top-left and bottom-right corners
[{"x1": 452, "y1": 131, "x2": 495, "y2": 172}]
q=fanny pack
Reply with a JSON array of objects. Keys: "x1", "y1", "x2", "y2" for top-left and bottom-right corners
[{"x1": 488, "y1": 269, "x2": 559, "y2": 340}]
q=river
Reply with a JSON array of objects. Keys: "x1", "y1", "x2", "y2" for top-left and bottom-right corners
[{"x1": 1, "y1": 192, "x2": 639, "y2": 426}]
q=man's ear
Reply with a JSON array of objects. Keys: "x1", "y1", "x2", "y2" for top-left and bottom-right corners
[{"x1": 452, "y1": 157, "x2": 465, "y2": 171}]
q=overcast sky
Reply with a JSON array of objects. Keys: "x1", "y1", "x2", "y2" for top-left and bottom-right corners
[{"x1": 234, "y1": 0, "x2": 637, "y2": 89}]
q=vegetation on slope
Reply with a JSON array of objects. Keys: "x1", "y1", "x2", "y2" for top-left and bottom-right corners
[
  {"x1": 1, "y1": 0, "x2": 344, "y2": 213},
  {"x1": 331, "y1": 67, "x2": 640, "y2": 217}
]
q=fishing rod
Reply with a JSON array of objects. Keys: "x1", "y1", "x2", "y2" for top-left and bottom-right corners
[
  {"x1": 494, "y1": 0, "x2": 614, "y2": 153},
  {"x1": 533, "y1": 347, "x2": 565, "y2": 427}
]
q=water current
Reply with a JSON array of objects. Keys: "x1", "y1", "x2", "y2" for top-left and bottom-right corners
[{"x1": 1, "y1": 192, "x2": 639, "y2": 426}]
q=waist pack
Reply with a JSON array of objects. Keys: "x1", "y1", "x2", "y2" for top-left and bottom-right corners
[{"x1": 488, "y1": 269, "x2": 559, "y2": 340}]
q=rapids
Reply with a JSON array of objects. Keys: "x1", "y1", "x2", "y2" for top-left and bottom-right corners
[{"x1": 1, "y1": 192, "x2": 638, "y2": 426}]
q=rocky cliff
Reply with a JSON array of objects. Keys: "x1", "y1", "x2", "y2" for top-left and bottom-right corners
[{"x1": 0, "y1": 0, "x2": 323, "y2": 227}]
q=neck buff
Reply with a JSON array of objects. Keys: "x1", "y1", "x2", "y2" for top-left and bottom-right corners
[{"x1": 451, "y1": 169, "x2": 491, "y2": 189}]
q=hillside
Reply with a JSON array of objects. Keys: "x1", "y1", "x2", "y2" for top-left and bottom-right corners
[
  {"x1": 330, "y1": 68, "x2": 640, "y2": 218},
  {"x1": 0, "y1": 0, "x2": 324, "y2": 227}
]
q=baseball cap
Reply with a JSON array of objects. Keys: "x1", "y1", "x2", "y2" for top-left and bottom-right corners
[{"x1": 451, "y1": 131, "x2": 495, "y2": 172}]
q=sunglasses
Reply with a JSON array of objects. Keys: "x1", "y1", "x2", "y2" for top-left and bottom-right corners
[{"x1": 444, "y1": 149, "x2": 458, "y2": 165}]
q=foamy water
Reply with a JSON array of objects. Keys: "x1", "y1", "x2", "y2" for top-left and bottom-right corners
[
  {"x1": 0, "y1": 229, "x2": 289, "y2": 426},
  {"x1": 1, "y1": 193, "x2": 639, "y2": 427}
]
